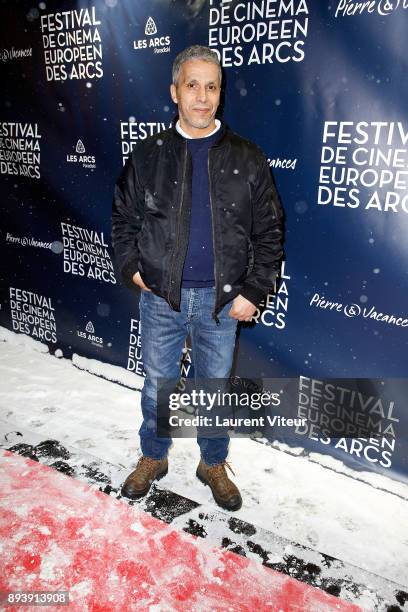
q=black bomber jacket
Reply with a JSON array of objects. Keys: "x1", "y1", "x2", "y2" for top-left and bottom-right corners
[{"x1": 111, "y1": 119, "x2": 284, "y2": 324}]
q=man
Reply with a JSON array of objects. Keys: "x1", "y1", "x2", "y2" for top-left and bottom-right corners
[{"x1": 112, "y1": 45, "x2": 284, "y2": 511}]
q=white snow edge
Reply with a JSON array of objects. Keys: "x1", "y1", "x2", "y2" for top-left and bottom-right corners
[
  {"x1": 0, "y1": 326, "x2": 144, "y2": 390},
  {"x1": 1, "y1": 325, "x2": 407, "y2": 500}
]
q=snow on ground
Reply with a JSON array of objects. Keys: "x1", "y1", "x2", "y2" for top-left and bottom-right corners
[{"x1": 1, "y1": 326, "x2": 407, "y2": 589}]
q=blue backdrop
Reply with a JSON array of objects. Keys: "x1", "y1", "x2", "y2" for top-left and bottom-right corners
[{"x1": 1, "y1": 0, "x2": 407, "y2": 483}]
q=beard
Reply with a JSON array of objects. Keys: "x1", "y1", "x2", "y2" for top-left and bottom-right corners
[{"x1": 182, "y1": 108, "x2": 216, "y2": 130}]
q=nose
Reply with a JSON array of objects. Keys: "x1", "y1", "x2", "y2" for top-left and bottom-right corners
[{"x1": 196, "y1": 86, "x2": 208, "y2": 103}]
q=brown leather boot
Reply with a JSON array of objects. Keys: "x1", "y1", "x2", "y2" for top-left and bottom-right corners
[
  {"x1": 196, "y1": 459, "x2": 242, "y2": 511},
  {"x1": 121, "y1": 456, "x2": 168, "y2": 499}
]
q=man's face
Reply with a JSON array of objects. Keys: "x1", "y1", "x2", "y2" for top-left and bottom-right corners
[{"x1": 170, "y1": 59, "x2": 221, "y2": 137}]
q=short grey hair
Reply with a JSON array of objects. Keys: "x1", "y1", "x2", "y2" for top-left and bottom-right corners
[{"x1": 172, "y1": 45, "x2": 222, "y2": 86}]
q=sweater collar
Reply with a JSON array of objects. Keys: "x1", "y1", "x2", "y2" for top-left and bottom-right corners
[{"x1": 171, "y1": 115, "x2": 229, "y2": 148}]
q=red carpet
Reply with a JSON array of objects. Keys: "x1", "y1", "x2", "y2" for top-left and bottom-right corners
[{"x1": 1, "y1": 450, "x2": 361, "y2": 611}]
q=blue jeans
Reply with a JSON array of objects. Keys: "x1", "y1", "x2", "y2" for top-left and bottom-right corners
[{"x1": 138, "y1": 286, "x2": 238, "y2": 465}]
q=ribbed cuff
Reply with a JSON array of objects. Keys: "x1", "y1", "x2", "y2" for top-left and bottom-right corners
[{"x1": 240, "y1": 282, "x2": 266, "y2": 307}]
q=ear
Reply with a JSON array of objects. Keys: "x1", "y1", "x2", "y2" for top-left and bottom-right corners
[{"x1": 170, "y1": 83, "x2": 178, "y2": 104}]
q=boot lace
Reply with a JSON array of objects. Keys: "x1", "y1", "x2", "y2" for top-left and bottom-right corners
[
  {"x1": 208, "y1": 461, "x2": 236, "y2": 480},
  {"x1": 136, "y1": 456, "x2": 160, "y2": 477}
]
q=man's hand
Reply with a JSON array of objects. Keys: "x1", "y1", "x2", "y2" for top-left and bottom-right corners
[
  {"x1": 132, "y1": 271, "x2": 152, "y2": 291},
  {"x1": 228, "y1": 294, "x2": 257, "y2": 321}
]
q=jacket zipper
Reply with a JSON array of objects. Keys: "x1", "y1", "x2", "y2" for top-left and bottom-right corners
[
  {"x1": 208, "y1": 149, "x2": 220, "y2": 326},
  {"x1": 167, "y1": 141, "x2": 188, "y2": 308}
]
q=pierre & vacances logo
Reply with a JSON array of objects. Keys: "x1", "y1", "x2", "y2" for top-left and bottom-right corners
[
  {"x1": 309, "y1": 292, "x2": 408, "y2": 328},
  {"x1": 334, "y1": 0, "x2": 408, "y2": 18},
  {"x1": 0, "y1": 47, "x2": 32, "y2": 62}
]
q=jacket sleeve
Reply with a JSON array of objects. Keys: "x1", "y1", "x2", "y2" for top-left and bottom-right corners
[
  {"x1": 240, "y1": 154, "x2": 284, "y2": 307},
  {"x1": 111, "y1": 150, "x2": 145, "y2": 290}
]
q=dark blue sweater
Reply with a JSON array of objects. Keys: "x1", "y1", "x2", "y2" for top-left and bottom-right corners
[{"x1": 181, "y1": 125, "x2": 223, "y2": 288}]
